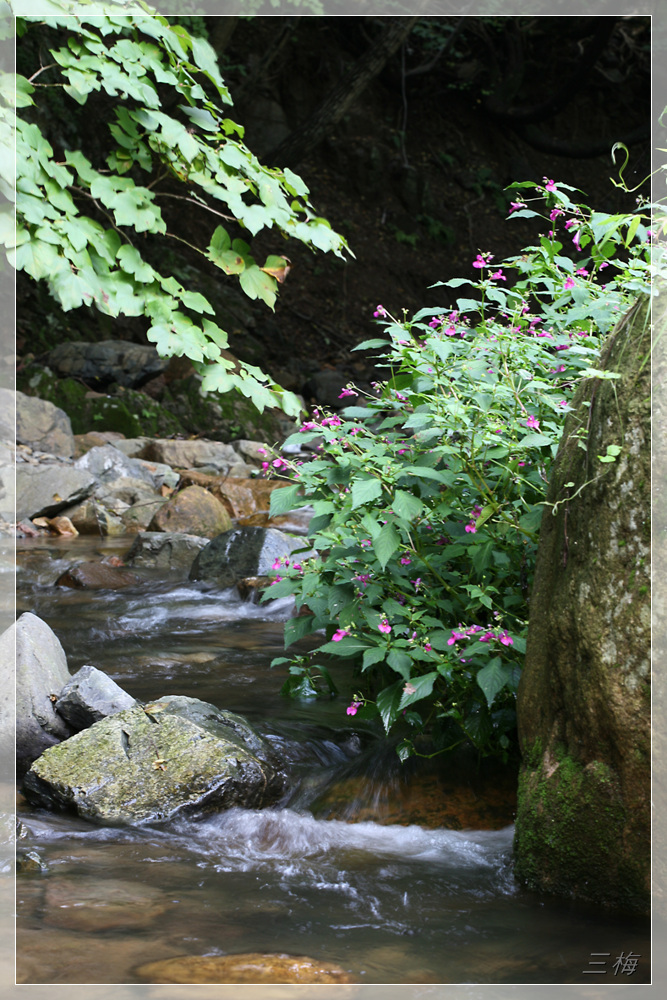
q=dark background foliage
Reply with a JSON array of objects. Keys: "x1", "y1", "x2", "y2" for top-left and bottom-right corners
[{"x1": 16, "y1": 14, "x2": 651, "y2": 409}]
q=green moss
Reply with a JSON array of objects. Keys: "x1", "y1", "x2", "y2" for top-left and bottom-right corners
[{"x1": 514, "y1": 750, "x2": 648, "y2": 914}]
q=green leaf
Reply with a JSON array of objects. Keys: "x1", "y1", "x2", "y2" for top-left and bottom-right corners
[
  {"x1": 376, "y1": 680, "x2": 404, "y2": 733},
  {"x1": 351, "y1": 477, "x2": 382, "y2": 509},
  {"x1": 392, "y1": 489, "x2": 424, "y2": 521},
  {"x1": 239, "y1": 264, "x2": 278, "y2": 309},
  {"x1": 269, "y1": 484, "x2": 302, "y2": 516},
  {"x1": 362, "y1": 646, "x2": 386, "y2": 671},
  {"x1": 398, "y1": 672, "x2": 438, "y2": 711},
  {"x1": 387, "y1": 648, "x2": 412, "y2": 681},
  {"x1": 317, "y1": 635, "x2": 371, "y2": 657},
  {"x1": 373, "y1": 522, "x2": 400, "y2": 569},
  {"x1": 284, "y1": 615, "x2": 316, "y2": 648},
  {"x1": 476, "y1": 657, "x2": 511, "y2": 708}
]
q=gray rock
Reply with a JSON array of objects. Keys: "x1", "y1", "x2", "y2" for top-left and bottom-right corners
[
  {"x1": 121, "y1": 497, "x2": 168, "y2": 532},
  {"x1": 60, "y1": 497, "x2": 127, "y2": 536},
  {"x1": 74, "y1": 444, "x2": 157, "y2": 489},
  {"x1": 45, "y1": 340, "x2": 166, "y2": 390},
  {"x1": 125, "y1": 531, "x2": 209, "y2": 573},
  {"x1": 0, "y1": 388, "x2": 14, "y2": 443},
  {"x1": 189, "y1": 526, "x2": 299, "y2": 588},
  {"x1": 14, "y1": 389, "x2": 75, "y2": 458},
  {"x1": 13, "y1": 612, "x2": 74, "y2": 773},
  {"x1": 55, "y1": 664, "x2": 139, "y2": 731},
  {"x1": 108, "y1": 436, "x2": 153, "y2": 459},
  {"x1": 514, "y1": 297, "x2": 651, "y2": 915},
  {"x1": 93, "y1": 478, "x2": 161, "y2": 513},
  {"x1": 16, "y1": 463, "x2": 96, "y2": 522},
  {"x1": 141, "y1": 439, "x2": 243, "y2": 474},
  {"x1": 0, "y1": 443, "x2": 15, "y2": 523},
  {"x1": 23, "y1": 696, "x2": 287, "y2": 825}
]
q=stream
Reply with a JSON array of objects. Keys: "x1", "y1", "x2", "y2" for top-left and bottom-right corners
[{"x1": 14, "y1": 536, "x2": 651, "y2": 985}]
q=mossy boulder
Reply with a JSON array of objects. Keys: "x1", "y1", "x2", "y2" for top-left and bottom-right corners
[
  {"x1": 513, "y1": 298, "x2": 650, "y2": 914},
  {"x1": 22, "y1": 696, "x2": 287, "y2": 825}
]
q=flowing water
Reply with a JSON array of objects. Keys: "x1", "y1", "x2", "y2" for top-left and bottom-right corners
[{"x1": 14, "y1": 537, "x2": 651, "y2": 985}]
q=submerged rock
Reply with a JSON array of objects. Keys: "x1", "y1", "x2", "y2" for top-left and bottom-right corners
[
  {"x1": 134, "y1": 952, "x2": 358, "y2": 984},
  {"x1": 514, "y1": 298, "x2": 650, "y2": 914},
  {"x1": 13, "y1": 612, "x2": 74, "y2": 773},
  {"x1": 189, "y1": 526, "x2": 298, "y2": 587},
  {"x1": 55, "y1": 664, "x2": 139, "y2": 731},
  {"x1": 23, "y1": 696, "x2": 287, "y2": 825},
  {"x1": 43, "y1": 876, "x2": 169, "y2": 932},
  {"x1": 55, "y1": 561, "x2": 142, "y2": 590}
]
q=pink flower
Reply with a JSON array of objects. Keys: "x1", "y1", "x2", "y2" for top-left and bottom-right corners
[
  {"x1": 413, "y1": 578, "x2": 422, "y2": 591},
  {"x1": 465, "y1": 523, "x2": 477, "y2": 534},
  {"x1": 490, "y1": 269, "x2": 506, "y2": 281},
  {"x1": 261, "y1": 461, "x2": 270, "y2": 470},
  {"x1": 478, "y1": 631, "x2": 495, "y2": 643},
  {"x1": 563, "y1": 276, "x2": 575, "y2": 290},
  {"x1": 525, "y1": 414, "x2": 540, "y2": 430},
  {"x1": 558, "y1": 400, "x2": 568, "y2": 408},
  {"x1": 424, "y1": 641, "x2": 432, "y2": 652},
  {"x1": 272, "y1": 457, "x2": 288, "y2": 469},
  {"x1": 332, "y1": 628, "x2": 349, "y2": 642},
  {"x1": 374, "y1": 305, "x2": 388, "y2": 318},
  {"x1": 549, "y1": 207, "x2": 564, "y2": 221},
  {"x1": 400, "y1": 557, "x2": 412, "y2": 565},
  {"x1": 543, "y1": 177, "x2": 557, "y2": 192},
  {"x1": 576, "y1": 267, "x2": 589, "y2": 276},
  {"x1": 346, "y1": 701, "x2": 362, "y2": 716},
  {"x1": 338, "y1": 388, "x2": 357, "y2": 398},
  {"x1": 378, "y1": 619, "x2": 392, "y2": 634},
  {"x1": 354, "y1": 573, "x2": 371, "y2": 588},
  {"x1": 500, "y1": 632, "x2": 514, "y2": 646},
  {"x1": 509, "y1": 201, "x2": 525, "y2": 213}
]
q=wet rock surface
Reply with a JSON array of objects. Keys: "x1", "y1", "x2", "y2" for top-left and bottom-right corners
[
  {"x1": 55, "y1": 663, "x2": 139, "y2": 731},
  {"x1": 124, "y1": 531, "x2": 210, "y2": 572},
  {"x1": 148, "y1": 484, "x2": 232, "y2": 538},
  {"x1": 23, "y1": 697, "x2": 288, "y2": 825},
  {"x1": 134, "y1": 952, "x2": 358, "y2": 984},
  {"x1": 190, "y1": 526, "x2": 299, "y2": 587},
  {"x1": 55, "y1": 560, "x2": 142, "y2": 590}
]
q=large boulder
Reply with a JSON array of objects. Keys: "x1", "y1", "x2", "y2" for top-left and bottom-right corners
[
  {"x1": 55, "y1": 664, "x2": 139, "y2": 731},
  {"x1": 140, "y1": 438, "x2": 251, "y2": 476},
  {"x1": 189, "y1": 526, "x2": 299, "y2": 587},
  {"x1": 14, "y1": 389, "x2": 75, "y2": 458},
  {"x1": 16, "y1": 462, "x2": 95, "y2": 522},
  {"x1": 44, "y1": 340, "x2": 166, "y2": 390},
  {"x1": 513, "y1": 298, "x2": 650, "y2": 914},
  {"x1": 148, "y1": 485, "x2": 232, "y2": 538},
  {"x1": 124, "y1": 531, "x2": 209, "y2": 573},
  {"x1": 74, "y1": 444, "x2": 163, "y2": 490},
  {"x1": 13, "y1": 612, "x2": 75, "y2": 773},
  {"x1": 23, "y1": 695, "x2": 287, "y2": 825}
]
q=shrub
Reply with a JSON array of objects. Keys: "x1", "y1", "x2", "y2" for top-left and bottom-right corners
[{"x1": 264, "y1": 178, "x2": 650, "y2": 762}]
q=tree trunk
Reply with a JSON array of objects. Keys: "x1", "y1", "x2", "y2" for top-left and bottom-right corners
[{"x1": 267, "y1": 16, "x2": 419, "y2": 169}]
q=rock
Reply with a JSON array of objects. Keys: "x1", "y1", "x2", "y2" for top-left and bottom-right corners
[
  {"x1": 513, "y1": 298, "x2": 650, "y2": 915},
  {"x1": 62, "y1": 497, "x2": 127, "y2": 536},
  {"x1": 0, "y1": 388, "x2": 14, "y2": 442},
  {"x1": 124, "y1": 532, "x2": 210, "y2": 573},
  {"x1": 135, "y1": 952, "x2": 358, "y2": 984},
  {"x1": 93, "y1": 478, "x2": 162, "y2": 513},
  {"x1": 56, "y1": 561, "x2": 142, "y2": 590},
  {"x1": 110, "y1": 436, "x2": 153, "y2": 459},
  {"x1": 0, "y1": 442, "x2": 16, "y2": 522},
  {"x1": 148, "y1": 485, "x2": 232, "y2": 538},
  {"x1": 74, "y1": 444, "x2": 159, "y2": 489},
  {"x1": 230, "y1": 439, "x2": 273, "y2": 466},
  {"x1": 44, "y1": 876, "x2": 169, "y2": 932},
  {"x1": 23, "y1": 697, "x2": 287, "y2": 825},
  {"x1": 14, "y1": 389, "x2": 75, "y2": 458},
  {"x1": 236, "y1": 576, "x2": 271, "y2": 602},
  {"x1": 16, "y1": 463, "x2": 96, "y2": 522},
  {"x1": 189, "y1": 526, "x2": 299, "y2": 588},
  {"x1": 45, "y1": 340, "x2": 167, "y2": 390},
  {"x1": 121, "y1": 497, "x2": 168, "y2": 532},
  {"x1": 73, "y1": 430, "x2": 126, "y2": 458},
  {"x1": 55, "y1": 664, "x2": 139, "y2": 731},
  {"x1": 141, "y1": 438, "x2": 250, "y2": 476},
  {"x1": 13, "y1": 612, "x2": 74, "y2": 774}
]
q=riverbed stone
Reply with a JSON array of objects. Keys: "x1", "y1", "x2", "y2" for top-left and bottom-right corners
[
  {"x1": 189, "y1": 526, "x2": 299, "y2": 587},
  {"x1": 16, "y1": 463, "x2": 96, "y2": 522},
  {"x1": 124, "y1": 531, "x2": 210, "y2": 573},
  {"x1": 140, "y1": 438, "x2": 249, "y2": 476},
  {"x1": 121, "y1": 497, "x2": 169, "y2": 532},
  {"x1": 61, "y1": 497, "x2": 127, "y2": 536},
  {"x1": 513, "y1": 297, "x2": 650, "y2": 915},
  {"x1": 23, "y1": 698, "x2": 287, "y2": 825},
  {"x1": 55, "y1": 664, "x2": 139, "y2": 731},
  {"x1": 134, "y1": 952, "x2": 358, "y2": 984},
  {"x1": 14, "y1": 612, "x2": 75, "y2": 773},
  {"x1": 15, "y1": 389, "x2": 75, "y2": 458},
  {"x1": 43, "y1": 876, "x2": 169, "y2": 932},
  {"x1": 148, "y1": 485, "x2": 232, "y2": 538},
  {"x1": 74, "y1": 444, "x2": 157, "y2": 489},
  {"x1": 55, "y1": 561, "x2": 142, "y2": 590}
]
